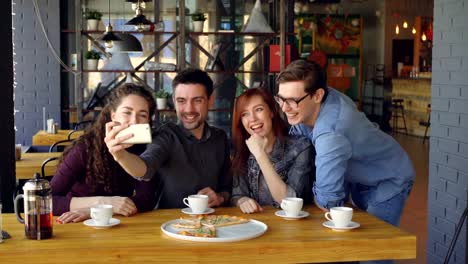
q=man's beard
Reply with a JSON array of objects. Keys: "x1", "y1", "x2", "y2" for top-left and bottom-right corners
[
  {"x1": 179, "y1": 112, "x2": 203, "y2": 131},
  {"x1": 182, "y1": 119, "x2": 203, "y2": 131}
]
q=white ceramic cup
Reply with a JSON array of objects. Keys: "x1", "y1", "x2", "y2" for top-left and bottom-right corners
[
  {"x1": 280, "y1": 197, "x2": 303, "y2": 217},
  {"x1": 324, "y1": 207, "x2": 353, "y2": 228},
  {"x1": 90, "y1": 204, "x2": 113, "y2": 226},
  {"x1": 183, "y1": 194, "x2": 208, "y2": 214}
]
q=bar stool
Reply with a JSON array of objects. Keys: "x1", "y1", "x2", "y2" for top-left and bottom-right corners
[
  {"x1": 419, "y1": 104, "x2": 431, "y2": 144},
  {"x1": 391, "y1": 99, "x2": 408, "y2": 135}
]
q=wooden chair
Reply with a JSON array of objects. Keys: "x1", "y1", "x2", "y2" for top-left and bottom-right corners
[
  {"x1": 73, "y1": 120, "x2": 94, "y2": 131},
  {"x1": 41, "y1": 157, "x2": 59, "y2": 180},
  {"x1": 49, "y1": 139, "x2": 74, "y2": 152},
  {"x1": 67, "y1": 130, "x2": 83, "y2": 140}
]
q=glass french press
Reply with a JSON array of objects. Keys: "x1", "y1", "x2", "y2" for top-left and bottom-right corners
[{"x1": 14, "y1": 173, "x2": 53, "y2": 240}]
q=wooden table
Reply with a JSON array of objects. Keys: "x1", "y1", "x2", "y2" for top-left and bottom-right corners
[
  {"x1": 0, "y1": 206, "x2": 415, "y2": 263},
  {"x1": 32, "y1": 130, "x2": 83, "y2": 146},
  {"x1": 15, "y1": 152, "x2": 61, "y2": 180}
]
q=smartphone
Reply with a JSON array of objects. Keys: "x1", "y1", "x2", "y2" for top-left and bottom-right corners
[{"x1": 115, "y1": 124, "x2": 152, "y2": 144}]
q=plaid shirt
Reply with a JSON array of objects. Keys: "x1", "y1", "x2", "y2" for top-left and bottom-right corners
[{"x1": 231, "y1": 136, "x2": 315, "y2": 207}]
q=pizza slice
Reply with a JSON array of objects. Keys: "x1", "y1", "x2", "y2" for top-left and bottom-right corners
[
  {"x1": 178, "y1": 225, "x2": 216, "y2": 238},
  {"x1": 201, "y1": 215, "x2": 249, "y2": 227},
  {"x1": 172, "y1": 216, "x2": 202, "y2": 229}
]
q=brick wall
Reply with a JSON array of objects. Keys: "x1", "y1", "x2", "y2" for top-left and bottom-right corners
[
  {"x1": 13, "y1": 0, "x2": 60, "y2": 146},
  {"x1": 428, "y1": 0, "x2": 468, "y2": 263}
]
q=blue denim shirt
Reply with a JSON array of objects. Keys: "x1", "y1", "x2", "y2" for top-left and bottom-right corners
[
  {"x1": 290, "y1": 88, "x2": 415, "y2": 209},
  {"x1": 231, "y1": 136, "x2": 314, "y2": 207}
]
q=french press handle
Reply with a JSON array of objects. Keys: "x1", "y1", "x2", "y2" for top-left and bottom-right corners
[{"x1": 14, "y1": 194, "x2": 25, "y2": 224}]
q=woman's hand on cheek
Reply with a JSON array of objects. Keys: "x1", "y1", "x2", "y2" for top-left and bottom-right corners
[{"x1": 245, "y1": 134, "x2": 268, "y2": 158}]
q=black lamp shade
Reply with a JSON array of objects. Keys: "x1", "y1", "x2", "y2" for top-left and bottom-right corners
[
  {"x1": 126, "y1": 14, "x2": 153, "y2": 25},
  {"x1": 109, "y1": 33, "x2": 143, "y2": 53},
  {"x1": 99, "y1": 31, "x2": 121, "y2": 42}
]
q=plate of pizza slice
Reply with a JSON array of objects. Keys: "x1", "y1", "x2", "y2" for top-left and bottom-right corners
[{"x1": 161, "y1": 214, "x2": 268, "y2": 242}]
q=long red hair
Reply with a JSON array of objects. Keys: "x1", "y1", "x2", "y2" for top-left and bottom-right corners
[{"x1": 231, "y1": 88, "x2": 287, "y2": 176}]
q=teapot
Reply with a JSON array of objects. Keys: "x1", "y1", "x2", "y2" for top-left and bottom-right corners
[{"x1": 14, "y1": 173, "x2": 53, "y2": 240}]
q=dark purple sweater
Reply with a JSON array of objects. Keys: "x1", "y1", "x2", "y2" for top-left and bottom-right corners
[{"x1": 51, "y1": 143, "x2": 157, "y2": 215}]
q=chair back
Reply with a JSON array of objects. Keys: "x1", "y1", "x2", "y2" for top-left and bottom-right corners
[
  {"x1": 13, "y1": 157, "x2": 58, "y2": 205},
  {"x1": 73, "y1": 120, "x2": 94, "y2": 131},
  {"x1": 49, "y1": 139, "x2": 74, "y2": 152},
  {"x1": 41, "y1": 157, "x2": 59, "y2": 179}
]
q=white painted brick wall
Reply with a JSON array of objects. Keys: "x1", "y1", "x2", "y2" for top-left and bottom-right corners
[
  {"x1": 428, "y1": 0, "x2": 468, "y2": 263},
  {"x1": 439, "y1": 112, "x2": 460, "y2": 126},
  {"x1": 13, "y1": 0, "x2": 60, "y2": 146},
  {"x1": 439, "y1": 164, "x2": 459, "y2": 182}
]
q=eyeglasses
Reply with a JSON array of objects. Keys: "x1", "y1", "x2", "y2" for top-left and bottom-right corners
[{"x1": 274, "y1": 94, "x2": 309, "y2": 108}]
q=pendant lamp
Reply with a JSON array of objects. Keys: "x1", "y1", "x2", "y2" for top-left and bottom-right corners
[
  {"x1": 108, "y1": 1, "x2": 143, "y2": 53},
  {"x1": 99, "y1": 0, "x2": 121, "y2": 48},
  {"x1": 125, "y1": 0, "x2": 153, "y2": 31},
  {"x1": 108, "y1": 33, "x2": 143, "y2": 53}
]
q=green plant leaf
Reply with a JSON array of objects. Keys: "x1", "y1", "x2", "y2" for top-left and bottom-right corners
[
  {"x1": 85, "y1": 9, "x2": 103, "y2": 20},
  {"x1": 155, "y1": 90, "x2": 170, "y2": 98},
  {"x1": 84, "y1": 50, "x2": 101, "y2": 60},
  {"x1": 191, "y1": 11, "x2": 206, "y2": 21}
]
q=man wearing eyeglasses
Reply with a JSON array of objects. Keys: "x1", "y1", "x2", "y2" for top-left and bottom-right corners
[{"x1": 276, "y1": 60, "x2": 415, "y2": 230}]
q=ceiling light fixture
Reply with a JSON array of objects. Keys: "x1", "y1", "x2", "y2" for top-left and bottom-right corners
[
  {"x1": 99, "y1": 0, "x2": 121, "y2": 49},
  {"x1": 125, "y1": 0, "x2": 153, "y2": 31},
  {"x1": 109, "y1": 33, "x2": 143, "y2": 53},
  {"x1": 108, "y1": 1, "x2": 143, "y2": 53},
  {"x1": 403, "y1": 21, "x2": 408, "y2": 28}
]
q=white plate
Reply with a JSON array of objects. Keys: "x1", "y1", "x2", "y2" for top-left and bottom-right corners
[
  {"x1": 181, "y1": 207, "x2": 215, "y2": 215},
  {"x1": 275, "y1": 210, "x2": 309, "y2": 220},
  {"x1": 83, "y1": 218, "x2": 120, "y2": 229},
  {"x1": 161, "y1": 219, "x2": 268, "y2": 242},
  {"x1": 322, "y1": 220, "x2": 360, "y2": 231}
]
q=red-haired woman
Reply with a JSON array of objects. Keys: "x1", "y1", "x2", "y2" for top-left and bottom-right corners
[{"x1": 231, "y1": 88, "x2": 314, "y2": 213}]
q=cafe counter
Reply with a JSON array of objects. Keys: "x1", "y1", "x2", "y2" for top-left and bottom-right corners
[{"x1": 392, "y1": 77, "x2": 431, "y2": 137}]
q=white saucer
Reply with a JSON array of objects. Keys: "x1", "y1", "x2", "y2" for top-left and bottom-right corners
[
  {"x1": 181, "y1": 207, "x2": 215, "y2": 215},
  {"x1": 322, "y1": 220, "x2": 360, "y2": 231},
  {"x1": 84, "y1": 218, "x2": 120, "y2": 229},
  {"x1": 275, "y1": 210, "x2": 310, "y2": 220}
]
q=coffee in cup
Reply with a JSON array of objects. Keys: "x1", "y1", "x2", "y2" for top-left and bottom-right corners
[
  {"x1": 324, "y1": 206, "x2": 353, "y2": 228},
  {"x1": 90, "y1": 204, "x2": 113, "y2": 226},
  {"x1": 15, "y1": 144, "x2": 22, "y2": 161},
  {"x1": 280, "y1": 197, "x2": 303, "y2": 217},
  {"x1": 183, "y1": 194, "x2": 208, "y2": 214}
]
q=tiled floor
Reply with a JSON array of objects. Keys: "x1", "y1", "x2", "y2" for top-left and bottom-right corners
[{"x1": 394, "y1": 134, "x2": 429, "y2": 264}]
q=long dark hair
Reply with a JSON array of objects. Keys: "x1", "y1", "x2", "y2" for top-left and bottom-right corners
[
  {"x1": 61, "y1": 83, "x2": 156, "y2": 193},
  {"x1": 231, "y1": 88, "x2": 287, "y2": 177}
]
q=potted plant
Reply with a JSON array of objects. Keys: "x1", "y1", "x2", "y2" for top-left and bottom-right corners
[
  {"x1": 191, "y1": 11, "x2": 206, "y2": 32},
  {"x1": 84, "y1": 50, "x2": 101, "y2": 70},
  {"x1": 85, "y1": 9, "x2": 103, "y2": 31},
  {"x1": 155, "y1": 90, "x2": 170, "y2": 110}
]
